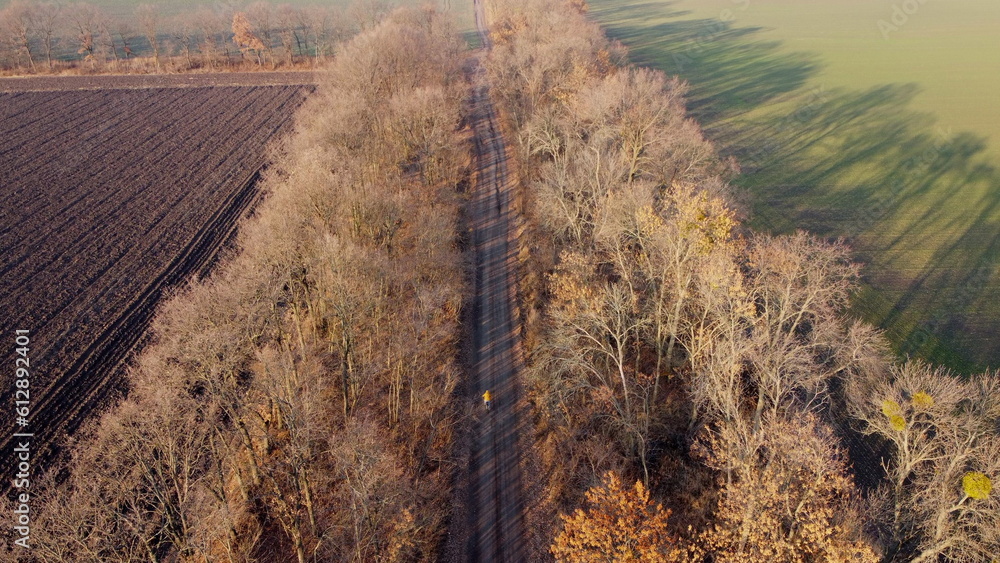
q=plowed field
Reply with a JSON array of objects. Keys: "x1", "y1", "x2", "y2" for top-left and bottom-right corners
[{"x1": 0, "y1": 77, "x2": 311, "y2": 474}]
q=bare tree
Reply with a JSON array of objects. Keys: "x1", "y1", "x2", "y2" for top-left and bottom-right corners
[
  {"x1": 35, "y1": 1, "x2": 60, "y2": 70},
  {"x1": 98, "y1": 15, "x2": 120, "y2": 63},
  {"x1": 292, "y1": 5, "x2": 313, "y2": 58},
  {"x1": 538, "y1": 249, "x2": 662, "y2": 483},
  {"x1": 252, "y1": 344, "x2": 330, "y2": 563},
  {"x1": 306, "y1": 6, "x2": 344, "y2": 62},
  {"x1": 348, "y1": 0, "x2": 391, "y2": 31},
  {"x1": 275, "y1": 4, "x2": 298, "y2": 66},
  {"x1": 743, "y1": 232, "x2": 857, "y2": 431},
  {"x1": 1, "y1": 0, "x2": 38, "y2": 72},
  {"x1": 135, "y1": 4, "x2": 161, "y2": 70},
  {"x1": 637, "y1": 182, "x2": 738, "y2": 399},
  {"x1": 485, "y1": 0, "x2": 622, "y2": 128},
  {"x1": 693, "y1": 414, "x2": 878, "y2": 561},
  {"x1": 683, "y1": 255, "x2": 753, "y2": 440},
  {"x1": 572, "y1": 68, "x2": 687, "y2": 182},
  {"x1": 65, "y1": 3, "x2": 101, "y2": 64},
  {"x1": 193, "y1": 6, "x2": 228, "y2": 68},
  {"x1": 172, "y1": 13, "x2": 201, "y2": 70},
  {"x1": 33, "y1": 388, "x2": 212, "y2": 561},
  {"x1": 846, "y1": 362, "x2": 1000, "y2": 560},
  {"x1": 386, "y1": 85, "x2": 463, "y2": 185},
  {"x1": 246, "y1": 2, "x2": 275, "y2": 68},
  {"x1": 115, "y1": 19, "x2": 135, "y2": 60}
]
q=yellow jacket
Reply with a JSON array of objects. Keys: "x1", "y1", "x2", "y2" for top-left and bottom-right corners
[{"x1": 483, "y1": 390, "x2": 492, "y2": 402}]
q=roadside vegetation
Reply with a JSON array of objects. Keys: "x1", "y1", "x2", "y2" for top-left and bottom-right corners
[
  {"x1": 482, "y1": 0, "x2": 1000, "y2": 560},
  {"x1": 14, "y1": 7, "x2": 469, "y2": 562}
]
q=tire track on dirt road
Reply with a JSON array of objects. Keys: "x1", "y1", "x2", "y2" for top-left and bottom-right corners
[{"x1": 462, "y1": 0, "x2": 526, "y2": 559}]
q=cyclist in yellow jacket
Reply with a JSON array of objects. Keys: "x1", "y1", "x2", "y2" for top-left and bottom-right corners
[{"x1": 483, "y1": 390, "x2": 492, "y2": 411}]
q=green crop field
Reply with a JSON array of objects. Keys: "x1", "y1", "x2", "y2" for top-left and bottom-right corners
[
  {"x1": 0, "y1": 0, "x2": 476, "y2": 39},
  {"x1": 586, "y1": 0, "x2": 1000, "y2": 371}
]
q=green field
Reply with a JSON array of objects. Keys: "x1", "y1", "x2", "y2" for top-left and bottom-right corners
[
  {"x1": 0, "y1": 0, "x2": 476, "y2": 38},
  {"x1": 587, "y1": 0, "x2": 1000, "y2": 371}
]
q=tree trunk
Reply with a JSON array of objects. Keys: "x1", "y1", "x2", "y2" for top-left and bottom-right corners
[{"x1": 44, "y1": 38, "x2": 54, "y2": 70}]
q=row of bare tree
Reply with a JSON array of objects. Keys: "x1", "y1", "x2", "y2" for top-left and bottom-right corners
[
  {"x1": 14, "y1": 6, "x2": 468, "y2": 562},
  {"x1": 0, "y1": 0, "x2": 393, "y2": 74},
  {"x1": 483, "y1": 0, "x2": 999, "y2": 561}
]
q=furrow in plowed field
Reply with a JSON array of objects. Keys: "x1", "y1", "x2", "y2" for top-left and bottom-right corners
[{"x1": 0, "y1": 80, "x2": 312, "y2": 476}]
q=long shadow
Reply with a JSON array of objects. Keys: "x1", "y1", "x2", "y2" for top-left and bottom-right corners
[
  {"x1": 589, "y1": 0, "x2": 1000, "y2": 372},
  {"x1": 591, "y1": 1, "x2": 816, "y2": 123}
]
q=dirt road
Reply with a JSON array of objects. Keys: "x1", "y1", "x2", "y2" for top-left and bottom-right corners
[
  {"x1": 461, "y1": 0, "x2": 526, "y2": 559},
  {"x1": 0, "y1": 71, "x2": 317, "y2": 92}
]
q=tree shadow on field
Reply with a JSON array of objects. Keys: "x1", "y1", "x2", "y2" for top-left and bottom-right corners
[
  {"x1": 589, "y1": 0, "x2": 817, "y2": 124},
  {"x1": 589, "y1": 0, "x2": 1000, "y2": 373}
]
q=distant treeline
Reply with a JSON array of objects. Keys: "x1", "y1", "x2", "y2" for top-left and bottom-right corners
[
  {"x1": 483, "y1": 0, "x2": 1000, "y2": 561},
  {"x1": 0, "y1": 0, "x2": 396, "y2": 73}
]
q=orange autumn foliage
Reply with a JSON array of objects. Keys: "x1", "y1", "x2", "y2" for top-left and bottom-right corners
[
  {"x1": 551, "y1": 472, "x2": 678, "y2": 562},
  {"x1": 693, "y1": 416, "x2": 879, "y2": 563}
]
